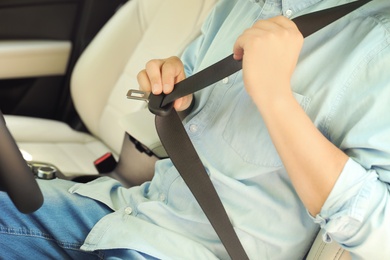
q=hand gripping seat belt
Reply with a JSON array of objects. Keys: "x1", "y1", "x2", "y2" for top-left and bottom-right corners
[{"x1": 128, "y1": 1, "x2": 371, "y2": 259}]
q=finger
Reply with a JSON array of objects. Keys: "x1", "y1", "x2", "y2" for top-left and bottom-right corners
[
  {"x1": 233, "y1": 29, "x2": 259, "y2": 60},
  {"x1": 264, "y1": 16, "x2": 303, "y2": 40},
  {"x1": 233, "y1": 24, "x2": 272, "y2": 60},
  {"x1": 173, "y1": 95, "x2": 193, "y2": 111},
  {"x1": 233, "y1": 36, "x2": 245, "y2": 61},
  {"x1": 268, "y1": 15, "x2": 299, "y2": 31},
  {"x1": 173, "y1": 98, "x2": 183, "y2": 110},
  {"x1": 145, "y1": 59, "x2": 164, "y2": 94},
  {"x1": 137, "y1": 70, "x2": 152, "y2": 92},
  {"x1": 233, "y1": 16, "x2": 301, "y2": 60},
  {"x1": 161, "y1": 57, "x2": 185, "y2": 94}
]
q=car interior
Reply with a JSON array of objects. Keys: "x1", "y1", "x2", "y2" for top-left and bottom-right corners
[{"x1": 0, "y1": 0, "x2": 353, "y2": 259}]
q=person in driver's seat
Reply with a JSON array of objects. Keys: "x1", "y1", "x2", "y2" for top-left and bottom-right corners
[{"x1": 1, "y1": 0, "x2": 390, "y2": 259}]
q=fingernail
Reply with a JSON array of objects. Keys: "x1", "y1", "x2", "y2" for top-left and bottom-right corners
[
  {"x1": 152, "y1": 84, "x2": 159, "y2": 94},
  {"x1": 163, "y1": 84, "x2": 171, "y2": 94}
]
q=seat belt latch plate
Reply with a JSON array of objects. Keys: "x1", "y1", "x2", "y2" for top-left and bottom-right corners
[
  {"x1": 127, "y1": 89, "x2": 174, "y2": 117},
  {"x1": 127, "y1": 89, "x2": 150, "y2": 102}
]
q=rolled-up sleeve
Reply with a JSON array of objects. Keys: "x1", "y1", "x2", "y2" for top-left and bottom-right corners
[{"x1": 312, "y1": 158, "x2": 390, "y2": 258}]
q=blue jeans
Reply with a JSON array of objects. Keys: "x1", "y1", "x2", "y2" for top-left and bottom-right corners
[{"x1": 0, "y1": 178, "x2": 155, "y2": 259}]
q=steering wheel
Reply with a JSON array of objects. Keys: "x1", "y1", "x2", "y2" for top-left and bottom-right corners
[{"x1": 0, "y1": 110, "x2": 43, "y2": 213}]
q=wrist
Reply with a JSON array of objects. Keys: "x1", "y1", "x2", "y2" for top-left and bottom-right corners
[{"x1": 252, "y1": 86, "x2": 295, "y2": 115}]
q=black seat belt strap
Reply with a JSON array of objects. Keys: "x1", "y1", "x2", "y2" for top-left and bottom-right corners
[
  {"x1": 127, "y1": 1, "x2": 371, "y2": 259},
  {"x1": 155, "y1": 111, "x2": 247, "y2": 258}
]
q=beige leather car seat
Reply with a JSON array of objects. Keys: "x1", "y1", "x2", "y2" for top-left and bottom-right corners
[
  {"x1": 306, "y1": 231, "x2": 351, "y2": 260},
  {"x1": 4, "y1": 0, "x2": 217, "y2": 176},
  {"x1": 3, "y1": 0, "x2": 351, "y2": 258}
]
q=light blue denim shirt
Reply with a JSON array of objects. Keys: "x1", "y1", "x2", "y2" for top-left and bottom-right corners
[{"x1": 69, "y1": 0, "x2": 390, "y2": 259}]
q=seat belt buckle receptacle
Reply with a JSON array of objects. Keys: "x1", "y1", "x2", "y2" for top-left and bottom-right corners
[{"x1": 94, "y1": 152, "x2": 117, "y2": 173}]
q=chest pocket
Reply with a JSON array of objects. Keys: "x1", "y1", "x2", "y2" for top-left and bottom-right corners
[{"x1": 222, "y1": 90, "x2": 311, "y2": 167}]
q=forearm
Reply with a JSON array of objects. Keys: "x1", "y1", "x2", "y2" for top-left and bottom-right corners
[{"x1": 256, "y1": 90, "x2": 349, "y2": 215}]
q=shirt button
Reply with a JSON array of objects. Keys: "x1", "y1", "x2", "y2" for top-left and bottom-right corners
[
  {"x1": 285, "y1": 9, "x2": 293, "y2": 17},
  {"x1": 159, "y1": 193, "x2": 166, "y2": 202},
  {"x1": 189, "y1": 124, "x2": 198, "y2": 133},
  {"x1": 124, "y1": 207, "x2": 133, "y2": 215},
  {"x1": 222, "y1": 77, "x2": 229, "y2": 84}
]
